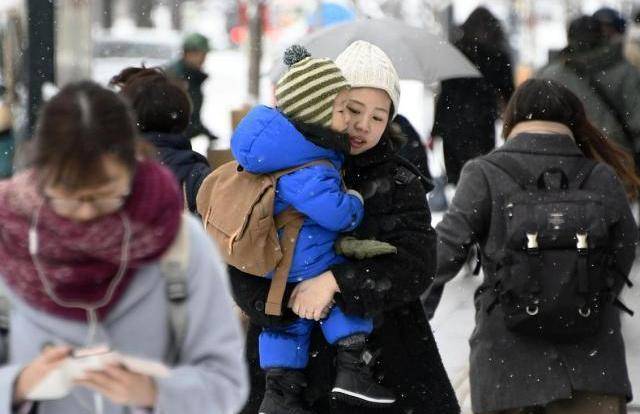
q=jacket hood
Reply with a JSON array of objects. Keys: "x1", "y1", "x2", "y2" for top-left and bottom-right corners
[{"x1": 231, "y1": 105, "x2": 344, "y2": 173}]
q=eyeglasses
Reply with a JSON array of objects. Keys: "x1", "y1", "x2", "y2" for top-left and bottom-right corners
[{"x1": 43, "y1": 191, "x2": 131, "y2": 214}]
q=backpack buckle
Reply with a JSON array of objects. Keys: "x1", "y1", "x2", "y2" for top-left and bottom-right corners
[
  {"x1": 576, "y1": 233, "x2": 588, "y2": 254},
  {"x1": 526, "y1": 232, "x2": 539, "y2": 253},
  {"x1": 166, "y1": 275, "x2": 188, "y2": 302}
]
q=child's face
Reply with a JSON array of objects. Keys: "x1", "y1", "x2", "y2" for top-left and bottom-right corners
[{"x1": 330, "y1": 89, "x2": 351, "y2": 133}]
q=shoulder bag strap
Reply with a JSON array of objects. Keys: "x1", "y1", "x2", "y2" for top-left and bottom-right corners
[{"x1": 161, "y1": 212, "x2": 191, "y2": 364}]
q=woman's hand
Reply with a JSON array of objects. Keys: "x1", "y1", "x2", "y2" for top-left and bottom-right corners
[
  {"x1": 288, "y1": 271, "x2": 340, "y2": 321},
  {"x1": 13, "y1": 345, "x2": 71, "y2": 404},
  {"x1": 75, "y1": 363, "x2": 157, "y2": 408}
]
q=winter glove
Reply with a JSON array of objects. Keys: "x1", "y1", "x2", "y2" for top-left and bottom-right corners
[{"x1": 335, "y1": 236, "x2": 398, "y2": 260}]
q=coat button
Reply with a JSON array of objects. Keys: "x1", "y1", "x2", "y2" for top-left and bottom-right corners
[{"x1": 254, "y1": 300, "x2": 265, "y2": 312}]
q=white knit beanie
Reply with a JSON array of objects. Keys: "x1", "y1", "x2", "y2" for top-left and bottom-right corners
[{"x1": 335, "y1": 40, "x2": 400, "y2": 119}]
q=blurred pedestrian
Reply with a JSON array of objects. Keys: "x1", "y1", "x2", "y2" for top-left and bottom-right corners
[
  {"x1": 425, "y1": 78, "x2": 638, "y2": 414},
  {"x1": 593, "y1": 7, "x2": 627, "y2": 44},
  {"x1": 0, "y1": 80, "x2": 13, "y2": 178},
  {"x1": 166, "y1": 33, "x2": 218, "y2": 141},
  {"x1": 111, "y1": 67, "x2": 211, "y2": 213},
  {"x1": 431, "y1": 6, "x2": 514, "y2": 186},
  {"x1": 538, "y1": 15, "x2": 640, "y2": 158},
  {"x1": 395, "y1": 113, "x2": 431, "y2": 180},
  {"x1": 229, "y1": 40, "x2": 459, "y2": 414},
  {"x1": 0, "y1": 81, "x2": 248, "y2": 413},
  {"x1": 624, "y1": 10, "x2": 640, "y2": 70}
]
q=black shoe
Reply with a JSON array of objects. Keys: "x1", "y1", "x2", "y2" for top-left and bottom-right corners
[
  {"x1": 259, "y1": 369, "x2": 315, "y2": 414},
  {"x1": 331, "y1": 344, "x2": 396, "y2": 407}
]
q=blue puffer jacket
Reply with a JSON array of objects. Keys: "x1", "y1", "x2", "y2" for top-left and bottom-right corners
[{"x1": 231, "y1": 105, "x2": 364, "y2": 281}]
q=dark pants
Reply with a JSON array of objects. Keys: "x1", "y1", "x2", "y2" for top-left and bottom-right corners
[{"x1": 443, "y1": 125, "x2": 495, "y2": 185}]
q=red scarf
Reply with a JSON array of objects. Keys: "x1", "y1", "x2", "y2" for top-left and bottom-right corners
[{"x1": 0, "y1": 161, "x2": 182, "y2": 320}]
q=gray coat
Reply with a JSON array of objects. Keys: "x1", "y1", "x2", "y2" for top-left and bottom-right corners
[
  {"x1": 0, "y1": 216, "x2": 248, "y2": 414},
  {"x1": 426, "y1": 133, "x2": 637, "y2": 412},
  {"x1": 537, "y1": 43, "x2": 640, "y2": 153}
]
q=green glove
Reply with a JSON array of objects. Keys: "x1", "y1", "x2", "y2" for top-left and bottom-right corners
[{"x1": 335, "y1": 236, "x2": 398, "y2": 260}]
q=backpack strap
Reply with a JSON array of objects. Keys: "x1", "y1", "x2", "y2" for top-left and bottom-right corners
[
  {"x1": 161, "y1": 212, "x2": 190, "y2": 365},
  {"x1": 571, "y1": 159, "x2": 598, "y2": 189},
  {"x1": 262, "y1": 159, "x2": 339, "y2": 316},
  {"x1": 265, "y1": 209, "x2": 305, "y2": 316},
  {"x1": 484, "y1": 153, "x2": 598, "y2": 191},
  {"x1": 481, "y1": 153, "x2": 537, "y2": 190},
  {"x1": 271, "y1": 159, "x2": 337, "y2": 180}
]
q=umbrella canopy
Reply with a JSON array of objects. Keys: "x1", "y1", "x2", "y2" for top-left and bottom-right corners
[
  {"x1": 269, "y1": 18, "x2": 481, "y2": 84},
  {"x1": 308, "y1": 1, "x2": 356, "y2": 29}
]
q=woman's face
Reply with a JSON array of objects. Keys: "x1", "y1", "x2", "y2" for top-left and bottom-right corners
[
  {"x1": 43, "y1": 155, "x2": 133, "y2": 222},
  {"x1": 346, "y1": 88, "x2": 392, "y2": 155}
]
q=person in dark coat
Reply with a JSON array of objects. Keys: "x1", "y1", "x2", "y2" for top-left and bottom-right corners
[
  {"x1": 166, "y1": 33, "x2": 218, "y2": 141},
  {"x1": 0, "y1": 83, "x2": 13, "y2": 178},
  {"x1": 432, "y1": 6, "x2": 514, "y2": 185},
  {"x1": 425, "y1": 78, "x2": 639, "y2": 414},
  {"x1": 230, "y1": 40, "x2": 459, "y2": 414},
  {"x1": 396, "y1": 113, "x2": 431, "y2": 180},
  {"x1": 537, "y1": 16, "x2": 640, "y2": 155},
  {"x1": 111, "y1": 67, "x2": 211, "y2": 213}
]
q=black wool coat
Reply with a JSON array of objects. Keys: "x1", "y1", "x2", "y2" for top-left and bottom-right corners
[
  {"x1": 144, "y1": 132, "x2": 211, "y2": 213},
  {"x1": 425, "y1": 133, "x2": 637, "y2": 413},
  {"x1": 432, "y1": 40, "x2": 514, "y2": 184},
  {"x1": 229, "y1": 126, "x2": 460, "y2": 414}
]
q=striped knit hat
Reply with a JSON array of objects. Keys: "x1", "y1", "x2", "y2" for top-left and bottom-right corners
[{"x1": 275, "y1": 45, "x2": 349, "y2": 127}]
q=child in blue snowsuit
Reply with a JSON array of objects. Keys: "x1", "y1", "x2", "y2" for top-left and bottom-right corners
[{"x1": 231, "y1": 46, "x2": 396, "y2": 414}]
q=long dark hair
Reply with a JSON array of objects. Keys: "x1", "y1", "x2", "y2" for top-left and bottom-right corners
[
  {"x1": 503, "y1": 78, "x2": 640, "y2": 198},
  {"x1": 33, "y1": 81, "x2": 140, "y2": 190}
]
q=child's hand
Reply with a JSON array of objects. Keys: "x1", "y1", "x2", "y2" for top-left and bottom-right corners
[
  {"x1": 335, "y1": 236, "x2": 398, "y2": 260},
  {"x1": 288, "y1": 271, "x2": 339, "y2": 321}
]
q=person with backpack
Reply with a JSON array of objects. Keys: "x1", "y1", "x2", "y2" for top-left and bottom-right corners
[
  {"x1": 110, "y1": 67, "x2": 212, "y2": 214},
  {"x1": 424, "y1": 78, "x2": 639, "y2": 414},
  {"x1": 0, "y1": 81, "x2": 248, "y2": 413},
  {"x1": 226, "y1": 40, "x2": 459, "y2": 414},
  {"x1": 200, "y1": 45, "x2": 397, "y2": 414}
]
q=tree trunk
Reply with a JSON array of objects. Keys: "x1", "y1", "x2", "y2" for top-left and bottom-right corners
[
  {"x1": 26, "y1": 0, "x2": 55, "y2": 135},
  {"x1": 102, "y1": 0, "x2": 114, "y2": 29},
  {"x1": 170, "y1": 0, "x2": 184, "y2": 30},
  {"x1": 133, "y1": 0, "x2": 155, "y2": 28},
  {"x1": 247, "y1": 0, "x2": 263, "y2": 102}
]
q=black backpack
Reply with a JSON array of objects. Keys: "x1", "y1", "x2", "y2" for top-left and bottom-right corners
[{"x1": 482, "y1": 153, "x2": 630, "y2": 342}]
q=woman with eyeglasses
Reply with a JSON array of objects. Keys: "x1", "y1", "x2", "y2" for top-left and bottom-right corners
[{"x1": 0, "y1": 81, "x2": 248, "y2": 413}]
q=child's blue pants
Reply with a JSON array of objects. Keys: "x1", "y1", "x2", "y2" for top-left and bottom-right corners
[{"x1": 259, "y1": 305, "x2": 373, "y2": 369}]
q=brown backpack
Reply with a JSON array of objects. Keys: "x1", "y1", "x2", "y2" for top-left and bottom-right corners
[{"x1": 196, "y1": 159, "x2": 333, "y2": 316}]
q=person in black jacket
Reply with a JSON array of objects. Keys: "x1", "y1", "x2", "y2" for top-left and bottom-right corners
[
  {"x1": 425, "y1": 78, "x2": 639, "y2": 413},
  {"x1": 229, "y1": 41, "x2": 459, "y2": 414},
  {"x1": 111, "y1": 67, "x2": 211, "y2": 213},
  {"x1": 432, "y1": 6, "x2": 514, "y2": 185}
]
